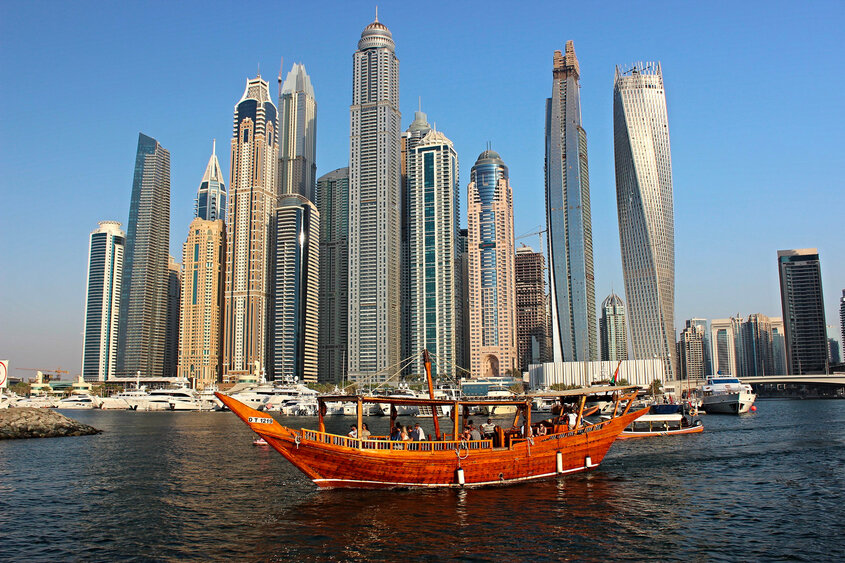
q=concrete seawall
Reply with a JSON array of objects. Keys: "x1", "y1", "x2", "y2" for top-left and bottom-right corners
[{"x1": 0, "y1": 407, "x2": 102, "y2": 439}]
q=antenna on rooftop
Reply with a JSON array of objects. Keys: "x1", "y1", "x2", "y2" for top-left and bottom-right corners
[{"x1": 278, "y1": 56, "x2": 284, "y2": 97}]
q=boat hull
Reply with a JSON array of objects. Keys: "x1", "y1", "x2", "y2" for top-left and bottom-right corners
[
  {"x1": 701, "y1": 392, "x2": 756, "y2": 414},
  {"x1": 619, "y1": 425, "x2": 704, "y2": 439},
  {"x1": 217, "y1": 393, "x2": 646, "y2": 489}
]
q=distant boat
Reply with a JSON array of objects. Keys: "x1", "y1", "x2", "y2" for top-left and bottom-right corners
[
  {"x1": 700, "y1": 376, "x2": 756, "y2": 414},
  {"x1": 616, "y1": 405, "x2": 703, "y2": 439},
  {"x1": 215, "y1": 350, "x2": 647, "y2": 489}
]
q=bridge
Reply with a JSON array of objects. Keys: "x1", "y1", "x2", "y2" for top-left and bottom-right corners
[{"x1": 739, "y1": 374, "x2": 845, "y2": 385}]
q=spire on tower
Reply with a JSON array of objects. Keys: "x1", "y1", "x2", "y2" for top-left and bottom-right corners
[{"x1": 375, "y1": 5, "x2": 378, "y2": 21}]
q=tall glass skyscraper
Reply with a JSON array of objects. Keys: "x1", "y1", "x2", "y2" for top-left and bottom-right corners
[
  {"x1": 778, "y1": 248, "x2": 828, "y2": 374},
  {"x1": 599, "y1": 292, "x2": 627, "y2": 362},
  {"x1": 278, "y1": 63, "x2": 317, "y2": 202},
  {"x1": 348, "y1": 15, "x2": 401, "y2": 382},
  {"x1": 318, "y1": 168, "x2": 349, "y2": 383},
  {"x1": 117, "y1": 133, "x2": 171, "y2": 378},
  {"x1": 408, "y1": 127, "x2": 460, "y2": 379},
  {"x1": 164, "y1": 256, "x2": 181, "y2": 378},
  {"x1": 223, "y1": 76, "x2": 278, "y2": 382},
  {"x1": 401, "y1": 109, "x2": 432, "y2": 374},
  {"x1": 82, "y1": 221, "x2": 124, "y2": 382},
  {"x1": 545, "y1": 41, "x2": 597, "y2": 362},
  {"x1": 467, "y1": 149, "x2": 517, "y2": 379},
  {"x1": 196, "y1": 140, "x2": 226, "y2": 221},
  {"x1": 613, "y1": 62, "x2": 677, "y2": 379},
  {"x1": 272, "y1": 195, "x2": 319, "y2": 384}
]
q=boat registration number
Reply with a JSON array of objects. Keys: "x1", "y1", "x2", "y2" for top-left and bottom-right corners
[{"x1": 248, "y1": 417, "x2": 274, "y2": 425}]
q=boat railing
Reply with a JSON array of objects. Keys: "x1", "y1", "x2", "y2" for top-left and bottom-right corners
[{"x1": 301, "y1": 429, "x2": 493, "y2": 452}]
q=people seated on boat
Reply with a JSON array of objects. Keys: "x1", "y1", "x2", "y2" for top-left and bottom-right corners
[
  {"x1": 536, "y1": 423, "x2": 547, "y2": 436},
  {"x1": 461, "y1": 425, "x2": 472, "y2": 441},
  {"x1": 411, "y1": 422, "x2": 425, "y2": 441},
  {"x1": 390, "y1": 424, "x2": 402, "y2": 441},
  {"x1": 468, "y1": 421, "x2": 482, "y2": 441},
  {"x1": 361, "y1": 423, "x2": 371, "y2": 440},
  {"x1": 348, "y1": 425, "x2": 358, "y2": 438},
  {"x1": 566, "y1": 412, "x2": 577, "y2": 429},
  {"x1": 480, "y1": 418, "x2": 495, "y2": 437}
]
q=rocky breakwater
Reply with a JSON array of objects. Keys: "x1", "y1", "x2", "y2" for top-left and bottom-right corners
[{"x1": 0, "y1": 407, "x2": 102, "y2": 439}]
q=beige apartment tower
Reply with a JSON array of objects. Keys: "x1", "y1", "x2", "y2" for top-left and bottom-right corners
[
  {"x1": 178, "y1": 218, "x2": 225, "y2": 388},
  {"x1": 223, "y1": 76, "x2": 279, "y2": 382},
  {"x1": 467, "y1": 149, "x2": 517, "y2": 378}
]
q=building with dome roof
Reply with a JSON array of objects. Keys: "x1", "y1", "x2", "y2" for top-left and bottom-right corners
[
  {"x1": 599, "y1": 292, "x2": 627, "y2": 362},
  {"x1": 348, "y1": 14, "x2": 402, "y2": 382},
  {"x1": 467, "y1": 149, "x2": 517, "y2": 378}
]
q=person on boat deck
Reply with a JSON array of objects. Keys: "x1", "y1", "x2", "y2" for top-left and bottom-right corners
[
  {"x1": 411, "y1": 423, "x2": 425, "y2": 441},
  {"x1": 361, "y1": 423, "x2": 371, "y2": 440},
  {"x1": 468, "y1": 421, "x2": 482, "y2": 441},
  {"x1": 400, "y1": 426, "x2": 411, "y2": 441},
  {"x1": 390, "y1": 423, "x2": 402, "y2": 441},
  {"x1": 348, "y1": 425, "x2": 357, "y2": 438},
  {"x1": 480, "y1": 418, "x2": 495, "y2": 436},
  {"x1": 566, "y1": 411, "x2": 577, "y2": 429}
]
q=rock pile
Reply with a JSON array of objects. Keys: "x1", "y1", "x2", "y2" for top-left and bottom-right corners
[{"x1": 0, "y1": 407, "x2": 102, "y2": 439}]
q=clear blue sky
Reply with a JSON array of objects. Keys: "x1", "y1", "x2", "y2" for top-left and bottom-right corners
[{"x1": 1, "y1": 0, "x2": 843, "y2": 377}]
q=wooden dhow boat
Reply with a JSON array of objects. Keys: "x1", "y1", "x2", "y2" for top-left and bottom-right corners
[{"x1": 217, "y1": 352, "x2": 648, "y2": 489}]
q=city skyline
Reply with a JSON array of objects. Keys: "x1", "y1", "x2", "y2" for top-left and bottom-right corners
[{"x1": 2, "y1": 2, "x2": 843, "y2": 375}]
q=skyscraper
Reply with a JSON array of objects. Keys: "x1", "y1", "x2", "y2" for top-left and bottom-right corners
[
  {"x1": 117, "y1": 133, "x2": 171, "y2": 378},
  {"x1": 515, "y1": 246, "x2": 547, "y2": 372},
  {"x1": 545, "y1": 41, "x2": 597, "y2": 363},
  {"x1": 689, "y1": 318, "x2": 712, "y2": 375},
  {"x1": 467, "y1": 149, "x2": 517, "y2": 379},
  {"x1": 777, "y1": 248, "x2": 828, "y2": 374},
  {"x1": 223, "y1": 75, "x2": 278, "y2": 382},
  {"x1": 840, "y1": 290, "x2": 845, "y2": 355},
  {"x1": 458, "y1": 228, "x2": 470, "y2": 375},
  {"x1": 771, "y1": 317, "x2": 787, "y2": 375},
  {"x1": 408, "y1": 126, "x2": 460, "y2": 378},
  {"x1": 613, "y1": 62, "x2": 676, "y2": 379},
  {"x1": 196, "y1": 141, "x2": 226, "y2": 222},
  {"x1": 164, "y1": 256, "x2": 181, "y2": 378},
  {"x1": 710, "y1": 316, "x2": 743, "y2": 376},
  {"x1": 401, "y1": 109, "x2": 432, "y2": 374},
  {"x1": 742, "y1": 313, "x2": 775, "y2": 377},
  {"x1": 599, "y1": 293, "x2": 627, "y2": 362},
  {"x1": 178, "y1": 218, "x2": 225, "y2": 388},
  {"x1": 272, "y1": 195, "x2": 319, "y2": 384},
  {"x1": 81, "y1": 221, "x2": 124, "y2": 382},
  {"x1": 348, "y1": 15, "x2": 401, "y2": 382},
  {"x1": 678, "y1": 321, "x2": 705, "y2": 380},
  {"x1": 278, "y1": 63, "x2": 317, "y2": 202},
  {"x1": 318, "y1": 168, "x2": 349, "y2": 383}
]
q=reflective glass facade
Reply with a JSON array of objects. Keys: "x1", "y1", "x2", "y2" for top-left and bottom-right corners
[
  {"x1": 613, "y1": 62, "x2": 676, "y2": 379},
  {"x1": 117, "y1": 133, "x2": 170, "y2": 377},
  {"x1": 545, "y1": 41, "x2": 597, "y2": 362}
]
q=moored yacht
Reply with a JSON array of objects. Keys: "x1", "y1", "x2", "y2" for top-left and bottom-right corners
[
  {"x1": 55, "y1": 393, "x2": 101, "y2": 409},
  {"x1": 699, "y1": 376, "x2": 756, "y2": 414}
]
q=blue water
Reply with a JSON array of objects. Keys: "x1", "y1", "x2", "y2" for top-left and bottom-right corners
[{"x1": 2, "y1": 400, "x2": 843, "y2": 561}]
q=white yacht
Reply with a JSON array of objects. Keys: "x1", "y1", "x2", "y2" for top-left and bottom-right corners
[
  {"x1": 100, "y1": 388, "x2": 152, "y2": 410},
  {"x1": 261, "y1": 384, "x2": 319, "y2": 412},
  {"x1": 55, "y1": 393, "x2": 101, "y2": 409},
  {"x1": 144, "y1": 385, "x2": 204, "y2": 411},
  {"x1": 699, "y1": 376, "x2": 756, "y2": 414},
  {"x1": 15, "y1": 394, "x2": 57, "y2": 408}
]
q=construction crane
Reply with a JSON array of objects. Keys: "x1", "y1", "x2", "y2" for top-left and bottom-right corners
[
  {"x1": 515, "y1": 226, "x2": 547, "y2": 251},
  {"x1": 16, "y1": 367, "x2": 69, "y2": 383}
]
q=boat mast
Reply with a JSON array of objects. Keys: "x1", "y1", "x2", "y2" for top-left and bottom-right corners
[{"x1": 423, "y1": 349, "x2": 441, "y2": 440}]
